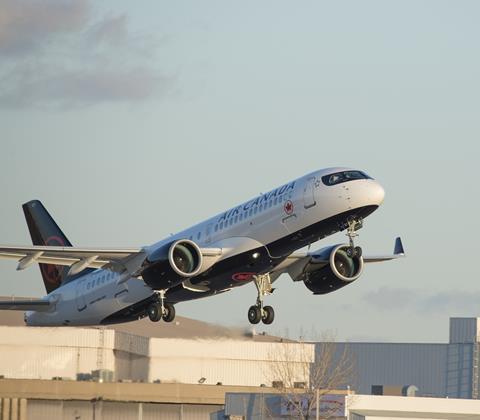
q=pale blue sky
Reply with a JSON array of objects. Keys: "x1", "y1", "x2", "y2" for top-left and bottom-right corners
[{"x1": 1, "y1": 0, "x2": 479, "y2": 342}]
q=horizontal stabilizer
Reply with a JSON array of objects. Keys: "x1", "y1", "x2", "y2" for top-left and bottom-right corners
[{"x1": 0, "y1": 298, "x2": 52, "y2": 312}]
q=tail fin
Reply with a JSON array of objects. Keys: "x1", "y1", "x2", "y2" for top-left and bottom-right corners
[{"x1": 22, "y1": 200, "x2": 72, "y2": 293}]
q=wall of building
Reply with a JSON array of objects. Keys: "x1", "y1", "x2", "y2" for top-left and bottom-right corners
[
  {"x1": 147, "y1": 339, "x2": 313, "y2": 386},
  {"x1": 0, "y1": 326, "x2": 314, "y2": 388},
  {"x1": 315, "y1": 318, "x2": 480, "y2": 399},
  {"x1": 26, "y1": 400, "x2": 224, "y2": 420},
  {"x1": 0, "y1": 326, "x2": 118, "y2": 380},
  {"x1": 329, "y1": 342, "x2": 447, "y2": 397}
]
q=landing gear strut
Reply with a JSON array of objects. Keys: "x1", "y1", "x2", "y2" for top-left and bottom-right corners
[
  {"x1": 346, "y1": 216, "x2": 363, "y2": 258},
  {"x1": 248, "y1": 274, "x2": 275, "y2": 325},
  {"x1": 147, "y1": 290, "x2": 176, "y2": 323}
]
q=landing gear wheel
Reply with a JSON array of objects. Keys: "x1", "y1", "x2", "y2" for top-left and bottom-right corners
[
  {"x1": 354, "y1": 246, "x2": 362, "y2": 257},
  {"x1": 147, "y1": 303, "x2": 162, "y2": 322},
  {"x1": 162, "y1": 303, "x2": 176, "y2": 322},
  {"x1": 347, "y1": 246, "x2": 363, "y2": 258},
  {"x1": 262, "y1": 305, "x2": 275, "y2": 325},
  {"x1": 248, "y1": 305, "x2": 262, "y2": 324}
]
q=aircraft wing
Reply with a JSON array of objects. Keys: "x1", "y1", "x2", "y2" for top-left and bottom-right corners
[
  {"x1": 0, "y1": 244, "x2": 223, "y2": 279},
  {"x1": 0, "y1": 245, "x2": 143, "y2": 272},
  {"x1": 362, "y1": 237, "x2": 405, "y2": 263},
  {"x1": 272, "y1": 237, "x2": 405, "y2": 281},
  {"x1": 0, "y1": 298, "x2": 53, "y2": 312}
]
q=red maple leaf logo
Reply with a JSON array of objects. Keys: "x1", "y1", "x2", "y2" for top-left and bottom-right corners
[
  {"x1": 40, "y1": 236, "x2": 65, "y2": 286},
  {"x1": 284, "y1": 200, "x2": 294, "y2": 215}
]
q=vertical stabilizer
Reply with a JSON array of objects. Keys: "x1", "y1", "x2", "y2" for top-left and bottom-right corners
[{"x1": 22, "y1": 200, "x2": 72, "y2": 293}]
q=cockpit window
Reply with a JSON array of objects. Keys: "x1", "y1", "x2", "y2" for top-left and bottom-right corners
[{"x1": 322, "y1": 170, "x2": 372, "y2": 186}]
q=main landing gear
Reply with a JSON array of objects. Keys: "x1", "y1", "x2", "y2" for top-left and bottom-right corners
[
  {"x1": 248, "y1": 274, "x2": 275, "y2": 325},
  {"x1": 147, "y1": 290, "x2": 176, "y2": 323},
  {"x1": 345, "y1": 216, "x2": 363, "y2": 258}
]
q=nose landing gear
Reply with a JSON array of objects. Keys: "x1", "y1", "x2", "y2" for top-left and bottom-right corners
[
  {"x1": 346, "y1": 216, "x2": 363, "y2": 258},
  {"x1": 248, "y1": 274, "x2": 275, "y2": 325},
  {"x1": 147, "y1": 290, "x2": 176, "y2": 323}
]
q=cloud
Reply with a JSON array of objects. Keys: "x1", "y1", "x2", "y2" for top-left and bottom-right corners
[
  {"x1": 0, "y1": 67, "x2": 170, "y2": 108},
  {"x1": 0, "y1": 0, "x2": 170, "y2": 108},
  {"x1": 363, "y1": 287, "x2": 480, "y2": 315},
  {"x1": 87, "y1": 15, "x2": 128, "y2": 47},
  {"x1": 363, "y1": 287, "x2": 416, "y2": 311},
  {"x1": 0, "y1": 0, "x2": 89, "y2": 56}
]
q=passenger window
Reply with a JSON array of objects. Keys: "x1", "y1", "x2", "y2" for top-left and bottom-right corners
[
  {"x1": 214, "y1": 225, "x2": 218, "y2": 232},
  {"x1": 197, "y1": 232, "x2": 201, "y2": 239},
  {"x1": 234, "y1": 215, "x2": 238, "y2": 223},
  {"x1": 254, "y1": 207, "x2": 258, "y2": 215}
]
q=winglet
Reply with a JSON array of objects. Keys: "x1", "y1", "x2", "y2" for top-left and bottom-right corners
[{"x1": 394, "y1": 237, "x2": 405, "y2": 256}]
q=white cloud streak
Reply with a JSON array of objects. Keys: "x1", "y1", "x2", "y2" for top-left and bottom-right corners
[{"x1": 363, "y1": 286, "x2": 480, "y2": 315}]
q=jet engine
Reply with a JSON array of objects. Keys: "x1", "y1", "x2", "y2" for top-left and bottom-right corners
[
  {"x1": 303, "y1": 245, "x2": 364, "y2": 295},
  {"x1": 142, "y1": 239, "x2": 203, "y2": 290}
]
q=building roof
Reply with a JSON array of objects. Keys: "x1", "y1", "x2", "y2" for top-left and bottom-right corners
[
  {"x1": 347, "y1": 394, "x2": 480, "y2": 420},
  {"x1": 0, "y1": 378, "x2": 277, "y2": 405},
  {"x1": 0, "y1": 303, "x2": 287, "y2": 342}
]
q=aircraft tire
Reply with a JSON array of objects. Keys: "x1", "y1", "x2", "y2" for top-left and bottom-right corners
[
  {"x1": 262, "y1": 306, "x2": 275, "y2": 325},
  {"x1": 147, "y1": 303, "x2": 162, "y2": 322},
  {"x1": 248, "y1": 305, "x2": 261, "y2": 324},
  {"x1": 163, "y1": 303, "x2": 176, "y2": 322}
]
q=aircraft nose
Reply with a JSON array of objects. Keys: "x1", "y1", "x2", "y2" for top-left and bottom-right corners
[{"x1": 371, "y1": 181, "x2": 385, "y2": 206}]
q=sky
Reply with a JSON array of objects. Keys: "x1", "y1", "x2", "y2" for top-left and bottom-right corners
[{"x1": 1, "y1": 0, "x2": 479, "y2": 343}]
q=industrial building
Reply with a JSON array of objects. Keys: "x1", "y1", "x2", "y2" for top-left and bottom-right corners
[
  {"x1": 319, "y1": 317, "x2": 480, "y2": 399},
  {"x1": 3, "y1": 379, "x2": 480, "y2": 420},
  {"x1": 0, "y1": 311, "x2": 313, "y2": 388},
  {"x1": 2, "y1": 311, "x2": 480, "y2": 418},
  {"x1": 224, "y1": 392, "x2": 480, "y2": 419}
]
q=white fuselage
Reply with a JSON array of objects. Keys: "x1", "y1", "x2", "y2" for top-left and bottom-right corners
[{"x1": 26, "y1": 167, "x2": 385, "y2": 326}]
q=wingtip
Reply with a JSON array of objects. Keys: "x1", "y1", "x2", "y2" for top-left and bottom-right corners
[{"x1": 394, "y1": 237, "x2": 405, "y2": 255}]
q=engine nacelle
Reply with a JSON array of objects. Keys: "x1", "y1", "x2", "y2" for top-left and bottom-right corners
[
  {"x1": 142, "y1": 239, "x2": 203, "y2": 290},
  {"x1": 303, "y1": 244, "x2": 364, "y2": 295}
]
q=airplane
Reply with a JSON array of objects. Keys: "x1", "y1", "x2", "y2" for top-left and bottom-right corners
[{"x1": 0, "y1": 167, "x2": 404, "y2": 327}]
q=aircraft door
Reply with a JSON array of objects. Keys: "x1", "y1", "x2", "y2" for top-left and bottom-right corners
[
  {"x1": 75, "y1": 279, "x2": 87, "y2": 312},
  {"x1": 303, "y1": 176, "x2": 317, "y2": 209}
]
